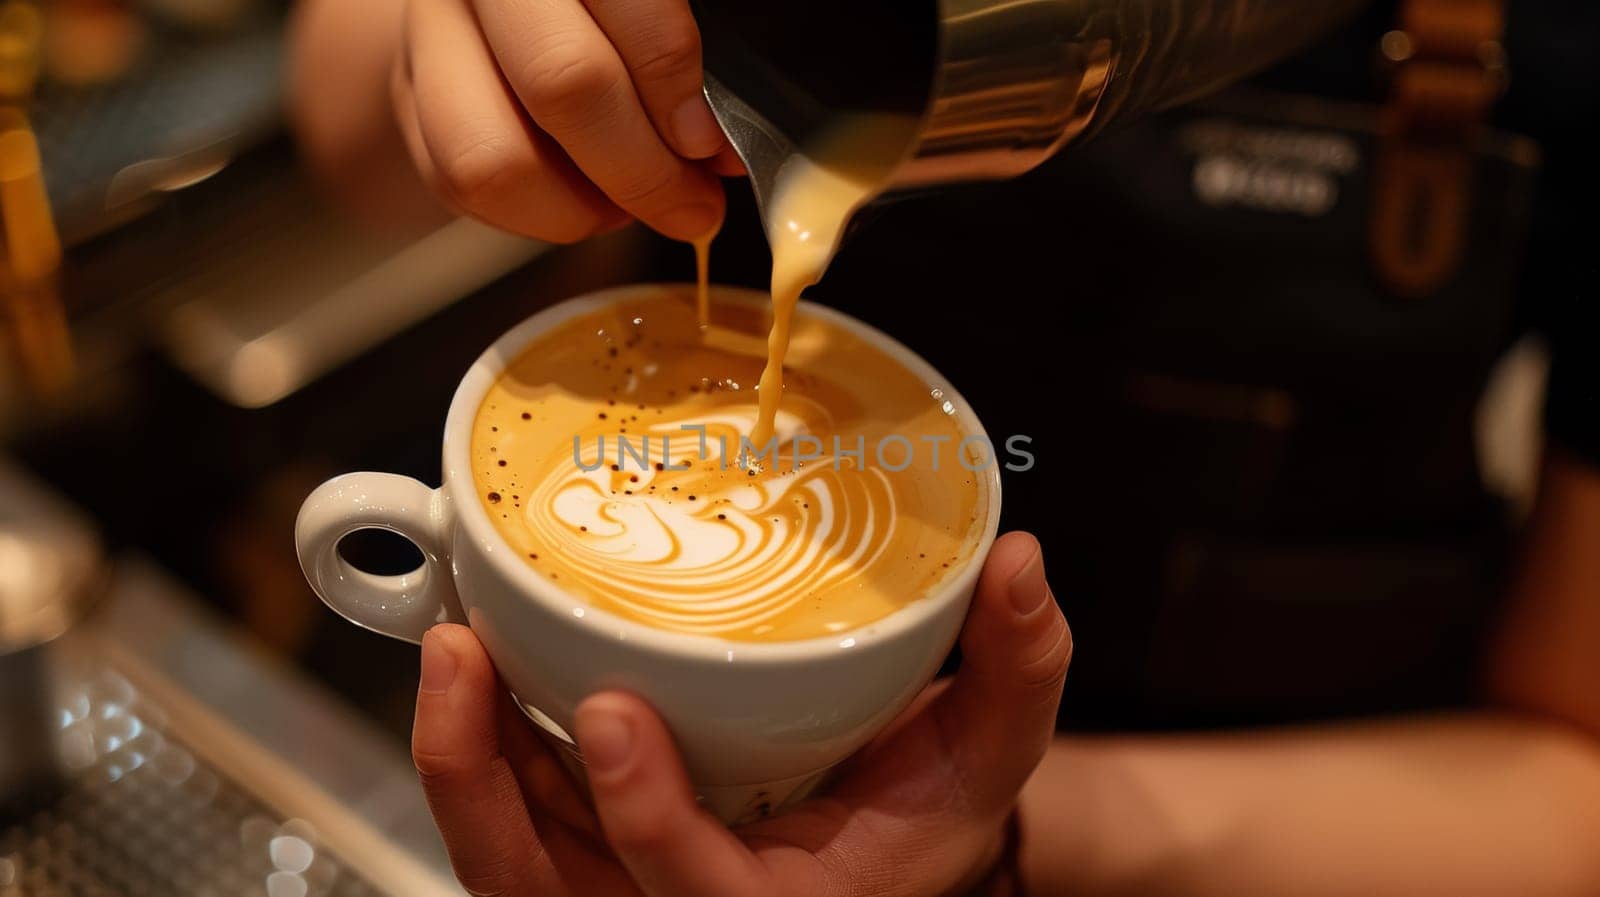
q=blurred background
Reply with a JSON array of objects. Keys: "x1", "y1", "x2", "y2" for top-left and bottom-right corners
[
  {"x1": 0, "y1": 1, "x2": 643, "y2": 892},
  {"x1": 0, "y1": 0, "x2": 1576, "y2": 894}
]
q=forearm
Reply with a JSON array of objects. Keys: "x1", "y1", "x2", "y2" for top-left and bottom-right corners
[
  {"x1": 1021, "y1": 713, "x2": 1600, "y2": 896},
  {"x1": 287, "y1": 0, "x2": 442, "y2": 229},
  {"x1": 1020, "y1": 452, "x2": 1600, "y2": 896},
  {"x1": 1490, "y1": 449, "x2": 1600, "y2": 731}
]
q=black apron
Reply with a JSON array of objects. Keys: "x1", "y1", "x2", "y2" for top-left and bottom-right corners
[{"x1": 680, "y1": 0, "x2": 1586, "y2": 732}]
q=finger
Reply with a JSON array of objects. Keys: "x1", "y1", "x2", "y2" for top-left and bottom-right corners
[
  {"x1": 405, "y1": 0, "x2": 627, "y2": 243},
  {"x1": 527, "y1": 803, "x2": 651, "y2": 897},
  {"x1": 490, "y1": 696, "x2": 650, "y2": 897},
  {"x1": 497, "y1": 691, "x2": 605, "y2": 842},
  {"x1": 707, "y1": 145, "x2": 746, "y2": 177},
  {"x1": 578, "y1": 0, "x2": 724, "y2": 160},
  {"x1": 390, "y1": 53, "x2": 446, "y2": 211},
  {"x1": 472, "y1": 0, "x2": 724, "y2": 240},
  {"x1": 575, "y1": 692, "x2": 769, "y2": 897},
  {"x1": 933, "y1": 532, "x2": 1072, "y2": 812},
  {"x1": 412, "y1": 625, "x2": 555, "y2": 896}
]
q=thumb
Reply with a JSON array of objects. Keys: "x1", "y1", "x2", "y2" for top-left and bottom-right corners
[
  {"x1": 934, "y1": 531, "x2": 1072, "y2": 811},
  {"x1": 575, "y1": 692, "x2": 768, "y2": 897},
  {"x1": 411, "y1": 625, "x2": 551, "y2": 896}
]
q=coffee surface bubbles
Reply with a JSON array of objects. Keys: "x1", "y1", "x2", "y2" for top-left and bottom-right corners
[{"x1": 472, "y1": 290, "x2": 984, "y2": 642}]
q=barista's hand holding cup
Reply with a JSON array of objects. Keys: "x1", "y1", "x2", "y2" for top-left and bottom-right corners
[
  {"x1": 410, "y1": 529, "x2": 1065, "y2": 897},
  {"x1": 295, "y1": 284, "x2": 1068, "y2": 888}
]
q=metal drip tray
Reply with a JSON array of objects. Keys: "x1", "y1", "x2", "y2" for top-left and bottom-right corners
[
  {"x1": 2, "y1": 671, "x2": 383, "y2": 897},
  {"x1": 1, "y1": 559, "x2": 461, "y2": 897}
]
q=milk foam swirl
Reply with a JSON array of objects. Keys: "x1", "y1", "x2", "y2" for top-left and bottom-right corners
[
  {"x1": 525, "y1": 408, "x2": 896, "y2": 636},
  {"x1": 471, "y1": 290, "x2": 983, "y2": 643}
]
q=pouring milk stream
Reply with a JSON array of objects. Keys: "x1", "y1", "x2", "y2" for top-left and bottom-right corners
[{"x1": 692, "y1": 115, "x2": 917, "y2": 455}]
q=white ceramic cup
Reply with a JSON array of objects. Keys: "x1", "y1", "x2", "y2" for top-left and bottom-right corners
[{"x1": 294, "y1": 284, "x2": 1002, "y2": 824}]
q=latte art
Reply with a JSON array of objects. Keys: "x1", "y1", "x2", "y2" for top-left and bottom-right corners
[
  {"x1": 532, "y1": 410, "x2": 896, "y2": 635},
  {"x1": 472, "y1": 290, "x2": 984, "y2": 642}
]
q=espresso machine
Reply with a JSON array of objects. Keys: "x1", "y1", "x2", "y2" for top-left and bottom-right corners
[{"x1": 1, "y1": 3, "x2": 473, "y2": 895}]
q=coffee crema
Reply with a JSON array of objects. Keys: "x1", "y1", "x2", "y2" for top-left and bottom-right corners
[{"x1": 471, "y1": 290, "x2": 985, "y2": 642}]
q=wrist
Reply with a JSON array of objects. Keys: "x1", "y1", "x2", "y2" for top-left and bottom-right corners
[{"x1": 958, "y1": 809, "x2": 1026, "y2": 897}]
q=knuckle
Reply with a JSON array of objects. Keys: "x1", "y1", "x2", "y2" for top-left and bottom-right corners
[
  {"x1": 630, "y1": 25, "x2": 701, "y2": 83},
  {"x1": 520, "y1": 48, "x2": 624, "y2": 126},
  {"x1": 608, "y1": 168, "x2": 680, "y2": 210},
  {"x1": 411, "y1": 746, "x2": 468, "y2": 785},
  {"x1": 436, "y1": 133, "x2": 521, "y2": 208},
  {"x1": 433, "y1": 136, "x2": 603, "y2": 244},
  {"x1": 454, "y1": 858, "x2": 529, "y2": 897},
  {"x1": 1017, "y1": 619, "x2": 1073, "y2": 693}
]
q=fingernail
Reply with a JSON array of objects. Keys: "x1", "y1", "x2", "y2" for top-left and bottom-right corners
[
  {"x1": 579, "y1": 706, "x2": 633, "y2": 774},
  {"x1": 658, "y1": 203, "x2": 720, "y2": 241},
  {"x1": 1009, "y1": 548, "x2": 1048, "y2": 615},
  {"x1": 419, "y1": 630, "x2": 458, "y2": 695},
  {"x1": 671, "y1": 97, "x2": 724, "y2": 158}
]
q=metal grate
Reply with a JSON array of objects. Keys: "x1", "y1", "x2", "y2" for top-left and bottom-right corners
[{"x1": 0, "y1": 669, "x2": 386, "y2": 897}]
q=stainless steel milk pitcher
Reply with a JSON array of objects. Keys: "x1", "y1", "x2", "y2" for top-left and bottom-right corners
[{"x1": 696, "y1": 0, "x2": 1368, "y2": 207}]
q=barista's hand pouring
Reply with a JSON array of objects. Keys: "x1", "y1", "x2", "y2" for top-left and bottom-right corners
[
  {"x1": 372, "y1": 0, "x2": 740, "y2": 243},
  {"x1": 411, "y1": 533, "x2": 1068, "y2": 897}
]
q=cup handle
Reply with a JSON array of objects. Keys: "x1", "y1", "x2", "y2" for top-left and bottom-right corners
[{"x1": 295, "y1": 472, "x2": 462, "y2": 645}]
